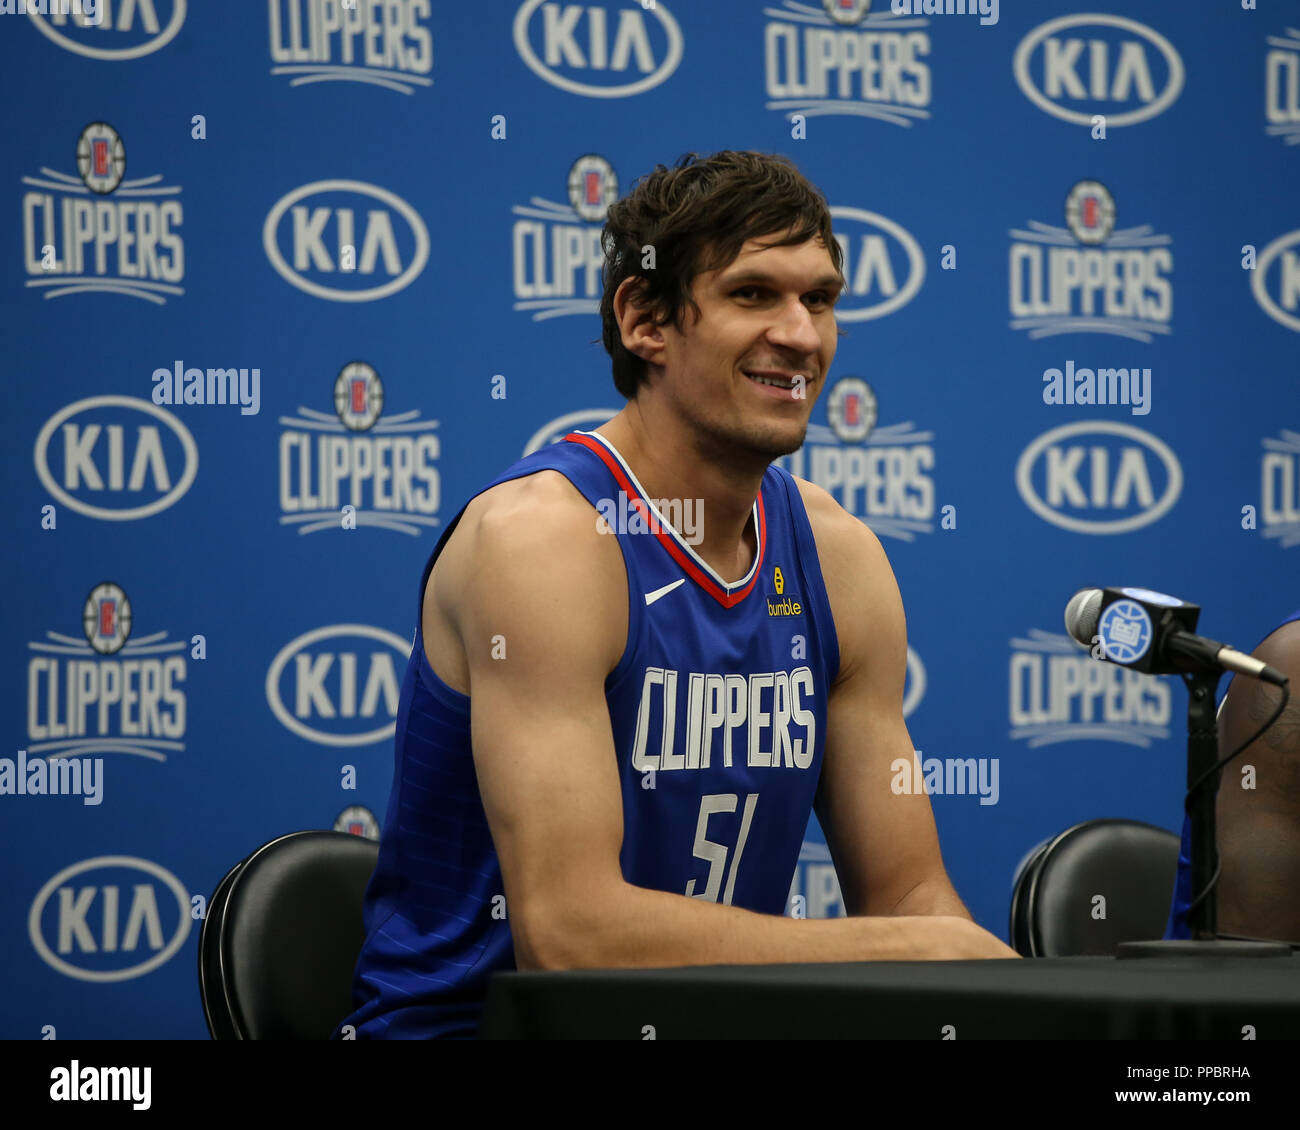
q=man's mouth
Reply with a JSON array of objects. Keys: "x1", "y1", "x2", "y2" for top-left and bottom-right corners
[{"x1": 743, "y1": 370, "x2": 805, "y2": 390}]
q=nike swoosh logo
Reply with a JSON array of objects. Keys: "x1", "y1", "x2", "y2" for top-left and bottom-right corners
[{"x1": 644, "y1": 579, "x2": 686, "y2": 606}]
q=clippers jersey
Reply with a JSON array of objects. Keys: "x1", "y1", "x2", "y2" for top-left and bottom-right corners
[
  {"x1": 1164, "y1": 606, "x2": 1300, "y2": 939},
  {"x1": 337, "y1": 430, "x2": 840, "y2": 1038}
]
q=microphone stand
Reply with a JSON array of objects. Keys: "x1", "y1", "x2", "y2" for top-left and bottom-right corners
[{"x1": 1118, "y1": 666, "x2": 1290, "y2": 957}]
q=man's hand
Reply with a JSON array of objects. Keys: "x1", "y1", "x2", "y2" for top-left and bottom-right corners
[{"x1": 914, "y1": 917, "x2": 1022, "y2": 959}]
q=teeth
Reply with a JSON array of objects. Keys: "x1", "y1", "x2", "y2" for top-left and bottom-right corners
[{"x1": 747, "y1": 372, "x2": 795, "y2": 388}]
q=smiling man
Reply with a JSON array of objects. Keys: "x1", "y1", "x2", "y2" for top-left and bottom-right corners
[{"x1": 337, "y1": 150, "x2": 1016, "y2": 1041}]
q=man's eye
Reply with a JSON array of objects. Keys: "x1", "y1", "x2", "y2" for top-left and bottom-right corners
[{"x1": 732, "y1": 287, "x2": 836, "y2": 305}]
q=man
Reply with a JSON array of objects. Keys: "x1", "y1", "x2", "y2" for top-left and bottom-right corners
[
  {"x1": 337, "y1": 150, "x2": 1016, "y2": 1041},
  {"x1": 1165, "y1": 609, "x2": 1300, "y2": 942}
]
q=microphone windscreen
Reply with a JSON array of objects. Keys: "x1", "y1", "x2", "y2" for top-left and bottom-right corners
[{"x1": 1064, "y1": 588, "x2": 1103, "y2": 645}]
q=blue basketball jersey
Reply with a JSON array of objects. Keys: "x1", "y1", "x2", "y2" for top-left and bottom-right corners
[
  {"x1": 1164, "y1": 606, "x2": 1300, "y2": 939},
  {"x1": 336, "y1": 430, "x2": 840, "y2": 1038}
]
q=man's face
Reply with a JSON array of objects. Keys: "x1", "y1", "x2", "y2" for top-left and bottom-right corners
[{"x1": 648, "y1": 233, "x2": 842, "y2": 460}]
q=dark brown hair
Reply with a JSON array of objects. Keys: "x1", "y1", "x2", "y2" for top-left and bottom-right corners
[{"x1": 597, "y1": 151, "x2": 844, "y2": 399}]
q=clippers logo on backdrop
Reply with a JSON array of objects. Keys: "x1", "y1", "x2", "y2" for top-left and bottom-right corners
[
  {"x1": 279, "y1": 362, "x2": 440, "y2": 535},
  {"x1": 1009, "y1": 181, "x2": 1172, "y2": 342},
  {"x1": 523, "y1": 408, "x2": 619, "y2": 455},
  {"x1": 1016, "y1": 421, "x2": 1182, "y2": 534},
  {"x1": 1261, "y1": 430, "x2": 1300, "y2": 549},
  {"x1": 263, "y1": 180, "x2": 429, "y2": 302},
  {"x1": 25, "y1": 0, "x2": 185, "y2": 60},
  {"x1": 776, "y1": 378, "x2": 936, "y2": 542},
  {"x1": 763, "y1": 0, "x2": 931, "y2": 128},
  {"x1": 787, "y1": 840, "x2": 845, "y2": 918},
  {"x1": 268, "y1": 0, "x2": 434, "y2": 93},
  {"x1": 1013, "y1": 13, "x2": 1184, "y2": 127},
  {"x1": 830, "y1": 205, "x2": 924, "y2": 322},
  {"x1": 513, "y1": 0, "x2": 682, "y2": 97},
  {"x1": 22, "y1": 123, "x2": 184, "y2": 303},
  {"x1": 1266, "y1": 27, "x2": 1300, "y2": 145},
  {"x1": 266, "y1": 625, "x2": 408, "y2": 747},
  {"x1": 35, "y1": 395, "x2": 198, "y2": 521},
  {"x1": 1008, "y1": 627, "x2": 1170, "y2": 749},
  {"x1": 26, "y1": 583, "x2": 188, "y2": 762},
  {"x1": 512, "y1": 156, "x2": 616, "y2": 320},
  {"x1": 1251, "y1": 227, "x2": 1300, "y2": 334},
  {"x1": 335, "y1": 805, "x2": 380, "y2": 840},
  {"x1": 30, "y1": 856, "x2": 191, "y2": 983}
]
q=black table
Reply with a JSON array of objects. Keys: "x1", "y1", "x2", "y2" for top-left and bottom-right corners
[{"x1": 479, "y1": 954, "x2": 1300, "y2": 1039}]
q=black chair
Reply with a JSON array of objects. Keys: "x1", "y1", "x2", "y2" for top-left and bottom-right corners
[
  {"x1": 199, "y1": 830, "x2": 379, "y2": 1039},
  {"x1": 1008, "y1": 819, "x2": 1180, "y2": 957},
  {"x1": 1008, "y1": 835, "x2": 1054, "y2": 956}
]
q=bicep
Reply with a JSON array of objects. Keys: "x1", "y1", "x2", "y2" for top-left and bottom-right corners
[
  {"x1": 453, "y1": 492, "x2": 629, "y2": 968},
  {"x1": 813, "y1": 517, "x2": 946, "y2": 917}
]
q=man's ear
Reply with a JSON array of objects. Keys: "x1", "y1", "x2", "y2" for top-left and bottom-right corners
[{"x1": 615, "y1": 277, "x2": 666, "y2": 366}]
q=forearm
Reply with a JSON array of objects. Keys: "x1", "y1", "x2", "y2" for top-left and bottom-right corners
[
  {"x1": 535, "y1": 883, "x2": 949, "y2": 970},
  {"x1": 888, "y1": 876, "x2": 971, "y2": 919}
]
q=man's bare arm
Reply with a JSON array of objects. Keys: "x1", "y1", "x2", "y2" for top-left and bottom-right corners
[
  {"x1": 1216, "y1": 620, "x2": 1300, "y2": 941},
  {"x1": 799, "y1": 477, "x2": 987, "y2": 927},
  {"x1": 889, "y1": 877, "x2": 971, "y2": 918},
  {"x1": 449, "y1": 472, "x2": 1016, "y2": 969}
]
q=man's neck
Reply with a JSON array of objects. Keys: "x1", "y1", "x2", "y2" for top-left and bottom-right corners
[{"x1": 594, "y1": 407, "x2": 764, "y2": 585}]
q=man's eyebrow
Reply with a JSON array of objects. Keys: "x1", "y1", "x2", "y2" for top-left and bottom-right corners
[{"x1": 719, "y1": 271, "x2": 844, "y2": 292}]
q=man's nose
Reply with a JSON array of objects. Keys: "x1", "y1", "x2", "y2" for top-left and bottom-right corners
[{"x1": 766, "y1": 297, "x2": 822, "y2": 357}]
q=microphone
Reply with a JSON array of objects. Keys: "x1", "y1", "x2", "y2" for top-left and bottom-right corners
[{"x1": 1064, "y1": 587, "x2": 1289, "y2": 687}]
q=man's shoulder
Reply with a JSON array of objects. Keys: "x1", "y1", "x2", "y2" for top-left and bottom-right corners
[
  {"x1": 789, "y1": 474, "x2": 882, "y2": 563},
  {"x1": 437, "y1": 470, "x2": 623, "y2": 605},
  {"x1": 1261, "y1": 614, "x2": 1300, "y2": 657},
  {"x1": 448, "y1": 470, "x2": 610, "y2": 561},
  {"x1": 789, "y1": 474, "x2": 899, "y2": 687},
  {"x1": 429, "y1": 469, "x2": 626, "y2": 669},
  {"x1": 468, "y1": 468, "x2": 594, "y2": 524}
]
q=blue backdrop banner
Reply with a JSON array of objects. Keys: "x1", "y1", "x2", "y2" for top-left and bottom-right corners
[{"x1": 1, "y1": 0, "x2": 1296, "y2": 1038}]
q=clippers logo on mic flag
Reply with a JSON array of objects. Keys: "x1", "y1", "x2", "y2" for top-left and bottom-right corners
[
  {"x1": 1095, "y1": 587, "x2": 1200, "y2": 674},
  {"x1": 1097, "y1": 600, "x2": 1153, "y2": 664}
]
